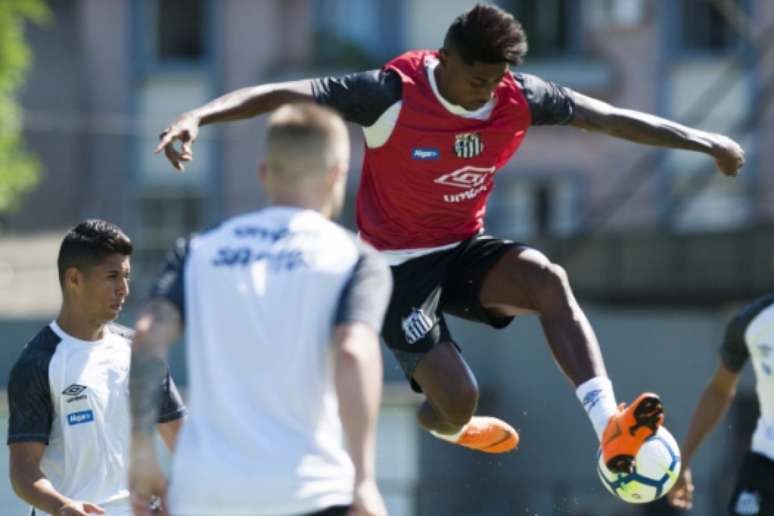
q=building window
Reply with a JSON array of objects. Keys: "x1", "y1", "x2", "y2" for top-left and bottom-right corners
[
  {"x1": 132, "y1": 192, "x2": 206, "y2": 297},
  {"x1": 680, "y1": 0, "x2": 745, "y2": 52},
  {"x1": 158, "y1": 0, "x2": 204, "y2": 60},
  {"x1": 498, "y1": 0, "x2": 576, "y2": 58},
  {"x1": 313, "y1": 0, "x2": 403, "y2": 68},
  {"x1": 140, "y1": 0, "x2": 206, "y2": 64},
  {"x1": 486, "y1": 174, "x2": 583, "y2": 239}
]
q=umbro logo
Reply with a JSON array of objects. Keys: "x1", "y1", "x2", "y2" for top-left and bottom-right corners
[
  {"x1": 62, "y1": 384, "x2": 88, "y2": 403},
  {"x1": 62, "y1": 384, "x2": 87, "y2": 396}
]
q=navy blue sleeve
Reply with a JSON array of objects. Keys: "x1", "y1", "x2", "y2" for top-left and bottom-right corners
[
  {"x1": 149, "y1": 237, "x2": 189, "y2": 321},
  {"x1": 311, "y1": 69, "x2": 402, "y2": 127},
  {"x1": 719, "y1": 294, "x2": 774, "y2": 372},
  {"x1": 720, "y1": 313, "x2": 749, "y2": 373},
  {"x1": 334, "y1": 243, "x2": 392, "y2": 332},
  {"x1": 513, "y1": 72, "x2": 576, "y2": 126},
  {"x1": 7, "y1": 351, "x2": 54, "y2": 444},
  {"x1": 157, "y1": 368, "x2": 186, "y2": 423}
]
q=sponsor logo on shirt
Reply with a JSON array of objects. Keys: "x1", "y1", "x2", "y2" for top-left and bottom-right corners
[
  {"x1": 453, "y1": 132, "x2": 484, "y2": 159},
  {"x1": 402, "y1": 308, "x2": 434, "y2": 345},
  {"x1": 411, "y1": 147, "x2": 440, "y2": 160},
  {"x1": 62, "y1": 384, "x2": 88, "y2": 403},
  {"x1": 67, "y1": 410, "x2": 94, "y2": 426}
]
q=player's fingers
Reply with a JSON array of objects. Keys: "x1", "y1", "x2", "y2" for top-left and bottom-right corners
[
  {"x1": 155, "y1": 130, "x2": 176, "y2": 154},
  {"x1": 163, "y1": 144, "x2": 185, "y2": 171},
  {"x1": 181, "y1": 140, "x2": 193, "y2": 157}
]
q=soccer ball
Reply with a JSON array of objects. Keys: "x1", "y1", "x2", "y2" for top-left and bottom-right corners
[{"x1": 597, "y1": 426, "x2": 681, "y2": 504}]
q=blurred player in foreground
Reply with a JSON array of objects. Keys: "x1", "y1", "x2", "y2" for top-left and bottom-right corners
[
  {"x1": 129, "y1": 103, "x2": 392, "y2": 516},
  {"x1": 156, "y1": 3, "x2": 744, "y2": 473},
  {"x1": 7, "y1": 220, "x2": 185, "y2": 516},
  {"x1": 668, "y1": 293, "x2": 774, "y2": 514}
]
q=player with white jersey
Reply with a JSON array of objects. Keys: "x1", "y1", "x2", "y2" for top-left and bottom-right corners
[
  {"x1": 128, "y1": 103, "x2": 392, "y2": 516},
  {"x1": 7, "y1": 220, "x2": 186, "y2": 516},
  {"x1": 668, "y1": 293, "x2": 774, "y2": 514}
]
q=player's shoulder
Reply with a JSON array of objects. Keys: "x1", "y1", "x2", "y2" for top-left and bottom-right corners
[
  {"x1": 731, "y1": 293, "x2": 774, "y2": 330},
  {"x1": 10, "y1": 325, "x2": 61, "y2": 375}
]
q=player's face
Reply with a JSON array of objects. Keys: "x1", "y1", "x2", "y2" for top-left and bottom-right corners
[
  {"x1": 438, "y1": 49, "x2": 509, "y2": 111},
  {"x1": 79, "y1": 253, "x2": 131, "y2": 323}
]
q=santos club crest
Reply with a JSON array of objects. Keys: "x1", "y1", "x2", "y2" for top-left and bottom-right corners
[{"x1": 454, "y1": 132, "x2": 484, "y2": 158}]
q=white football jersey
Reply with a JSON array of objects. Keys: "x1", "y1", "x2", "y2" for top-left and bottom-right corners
[
  {"x1": 151, "y1": 207, "x2": 391, "y2": 516},
  {"x1": 721, "y1": 294, "x2": 774, "y2": 460},
  {"x1": 7, "y1": 322, "x2": 186, "y2": 515}
]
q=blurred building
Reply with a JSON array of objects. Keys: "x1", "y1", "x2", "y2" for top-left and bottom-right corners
[{"x1": 1, "y1": 1, "x2": 773, "y2": 514}]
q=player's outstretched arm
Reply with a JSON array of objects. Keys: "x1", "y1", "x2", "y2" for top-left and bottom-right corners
[
  {"x1": 9, "y1": 442, "x2": 105, "y2": 515},
  {"x1": 333, "y1": 322, "x2": 388, "y2": 516},
  {"x1": 129, "y1": 299, "x2": 182, "y2": 516},
  {"x1": 666, "y1": 361, "x2": 739, "y2": 511},
  {"x1": 156, "y1": 79, "x2": 315, "y2": 171},
  {"x1": 569, "y1": 92, "x2": 745, "y2": 177}
]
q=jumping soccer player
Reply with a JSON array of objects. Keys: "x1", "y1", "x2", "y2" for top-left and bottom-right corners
[
  {"x1": 667, "y1": 293, "x2": 774, "y2": 514},
  {"x1": 155, "y1": 4, "x2": 744, "y2": 474}
]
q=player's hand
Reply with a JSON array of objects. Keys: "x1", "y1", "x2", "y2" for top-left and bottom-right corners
[
  {"x1": 155, "y1": 113, "x2": 200, "y2": 172},
  {"x1": 666, "y1": 467, "x2": 694, "y2": 510},
  {"x1": 129, "y1": 446, "x2": 169, "y2": 516},
  {"x1": 708, "y1": 134, "x2": 744, "y2": 177},
  {"x1": 57, "y1": 500, "x2": 105, "y2": 515},
  {"x1": 348, "y1": 479, "x2": 387, "y2": 516}
]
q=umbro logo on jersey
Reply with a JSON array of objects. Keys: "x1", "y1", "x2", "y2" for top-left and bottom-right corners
[
  {"x1": 434, "y1": 166, "x2": 495, "y2": 189},
  {"x1": 62, "y1": 384, "x2": 87, "y2": 396},
  {"x1": 402, "y1": 309, "x2": 434, "y2": 345},
  {"x1": 453, "y1": 132, "x2": 484, "y2": 159},
  {"x1": 63, "y1": 384, "x2": 88, "y2": 403},
  {"x1": 411, "y1": 147, "x2": 440, "y2": 160}
]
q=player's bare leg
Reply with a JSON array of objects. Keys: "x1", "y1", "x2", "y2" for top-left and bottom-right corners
[
  {"x1": 413, "y1": 342, "x2": 519, "y2": 453},
  {"x1": 479, "y1": 246, "x2": 605, "y2": 385},
  {"x1": 479, "y1": 246, "x2": 663, "y2": 470}
]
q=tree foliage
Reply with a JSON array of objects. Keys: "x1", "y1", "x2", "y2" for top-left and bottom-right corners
[{"x1": 0, "y1": 0, "x2": 49, "y2": 215}]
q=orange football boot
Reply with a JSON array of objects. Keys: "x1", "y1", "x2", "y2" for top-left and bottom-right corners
[
  {"x1": 601, "y1": 393, "x2": 664, "y2": 474},
  {"x1": 454, "y1": 416, "x2": 519, "y2": 453}
]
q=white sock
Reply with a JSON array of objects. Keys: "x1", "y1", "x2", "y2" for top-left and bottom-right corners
[
  {"x1": 576, "y1": 376, "x2": 618, "y2": 441},
  {"x1": 430, "y1": 425, "x2": 466, "y2": 443}
]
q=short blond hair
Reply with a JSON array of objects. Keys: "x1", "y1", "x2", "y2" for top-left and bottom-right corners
[{"x1": 265, "y1": 102, "x2": 349, "y2": 183}]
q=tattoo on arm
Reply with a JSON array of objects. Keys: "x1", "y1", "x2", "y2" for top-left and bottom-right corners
[{"x1": 129, "y1": 300, "x2": 182, "y2": 437}]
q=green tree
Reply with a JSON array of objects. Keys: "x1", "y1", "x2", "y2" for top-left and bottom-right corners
[{"x1": 0, "y1": 0, "x2": 49, "y2": 215}]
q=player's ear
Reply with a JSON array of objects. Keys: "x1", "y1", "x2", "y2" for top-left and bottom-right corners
[{"x1": 63, "y1": 266, "x2": 83, "y2": 292}]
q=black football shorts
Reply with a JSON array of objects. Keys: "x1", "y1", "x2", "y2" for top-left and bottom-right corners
[{"x1": 381, "y1": 235, "x2": 522, "y2": 392}]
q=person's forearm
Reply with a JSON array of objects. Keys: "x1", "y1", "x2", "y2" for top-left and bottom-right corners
[
  {"x1": 130, "y1": 301, "x2": 180, "y2": 440},
  {"x1": 334, "y1": 325, "x2": 383, "y2": 482},
  {"x1": 591, "y1": 109, "x2": 719, "y2": 153},
  {"x1": 571, "y1": 93, "x2": 725, "y2": 155},
  {"x1": 187, "y1": 80, "x2": 313, "y2": 126},
  {"x1": 681, "y1": 384, "x2": 735, "y2": 466},
  {"x1": 11, "y1": 471, "x2": 71, "y2": 514}
]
